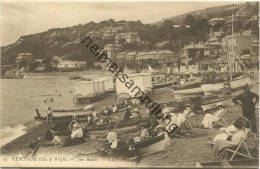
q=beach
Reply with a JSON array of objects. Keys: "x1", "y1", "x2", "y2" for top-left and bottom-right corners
[{"x1": 0, "y1": 72, "x2": 259, "y2": 167}]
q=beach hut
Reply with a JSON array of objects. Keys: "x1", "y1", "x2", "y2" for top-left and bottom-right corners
[
  {"x1": 93, "y1": 79, "x2": 104, "y2": 95},
  {"x1": 73, "y1": 81, "x2": 95, "y2": 103},
  {"x1": 115, "y1": 73, "x2": 152, "y2": 101},
  {"x1": 98, "y1": 75, "x2": 114, "y2": 92}
]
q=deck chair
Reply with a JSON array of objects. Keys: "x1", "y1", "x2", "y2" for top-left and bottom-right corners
[
  {"x1": 170, "y1": 115, "x2": 193, "y2": 137},
  {"x1": 225, "y1": 129, "x2": 254, "y2": 160},
  {"x1": 212, "y1": 109, "x2": 228, "y2": 128}
]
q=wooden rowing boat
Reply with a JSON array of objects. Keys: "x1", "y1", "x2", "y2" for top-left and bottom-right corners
[
  {"x1": 196, "y1": 159, "x2": 258, "y2": 168},
  {"x1": 201, "y1": 77, "x2": 250, "y2": 96},
  {"x1": 153, "y1": 80, "x2": 178, "y2": 89},
  {"x1": 170, "y1": 87, "x2": 203, "y2": 100},
  {"x1": 161, "y1": 95, "x2": 233, "y2": 111},
  {"x1": 34, "y1": 111, "x2": 91, "y2": 122},
  {"x1": 102, "y1": 132, "x2": 169, "y2": 158},
  {"x1": 35, "y1": 106, "x2": 127, "y2": 123},
  {"x1": 52, "y1": 108, "x2": 84, "y2": 112},
  {"x1": 86, "y1": 117, "x2": 149, "y2": 135}
]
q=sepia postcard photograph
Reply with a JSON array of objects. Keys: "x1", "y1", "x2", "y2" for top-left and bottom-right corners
[{"x1": 0, "y1": 0, "x2": 259, "y2": 168}]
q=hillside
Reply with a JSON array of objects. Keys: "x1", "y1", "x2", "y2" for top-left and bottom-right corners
[
  {"x1": 156, "y1": 2, "x2": 258, "y2": 25},
  {"x1": 1, "y1": 2, "x2": 259, "y2": 72}
]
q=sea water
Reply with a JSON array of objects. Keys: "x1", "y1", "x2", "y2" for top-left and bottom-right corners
[{"x1": 0, "y1": 77, "x2": 79, "y2": 147}]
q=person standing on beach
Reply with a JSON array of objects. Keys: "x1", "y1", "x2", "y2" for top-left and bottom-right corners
[
  {"x1": 232, "y1": 85, "x2": 259, "y2": 135},
  {"x1": 46, "y1": 106, "x2": 53, "y2": 123}
]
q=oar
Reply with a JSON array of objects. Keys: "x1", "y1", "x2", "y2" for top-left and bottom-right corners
[{"x1": 28, "y1": 143, "x2": 41, "y2": 157}]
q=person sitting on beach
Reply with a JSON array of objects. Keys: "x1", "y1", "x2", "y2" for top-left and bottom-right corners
[
  {"x1": 202, "y1": 103, "x2": 226, "y2": 129},
  {"x1": 64, "y1": 122, "x2": 84, "y2": 146},
  {"x1": 34, "y1": 108, "x2": 42, "y2": 119},
  {"x1": 156, "y1": 125, "x2": 166, "y2": 136},
  {"x1": 92, "y1": 109, "x2": 99, "y2": 123},
  {"x1": 96, "y1": 115, "x2": 105, "y2": 125},
  {"x1": 130, "y1": 108, "x2": 141, "y2": 119},
  {"x1": 46, "y1": 106, "x2": 53, "y2": 123},
  {"x1": 132, "y1": 99, "x2": 140, "y2": 105},
  {"x1": 169, "y1": 104, "x2": 193, "y2": 135},
  {"x1": 44, "y1": 125, "x2": 58, "y2": 141},
  {"x1": 51, "y1": 133, "x2": 62, "y2": 145},
  {"x1": 112, "y1": 104, "x2": 118, "y2": 113},
  {"x1": 123, "y1": 108, "x2": 132, "y2": 121},
  {"x1": 103, "y1": 106, "x2": 110, "y2": 116},
  {"x1": 134, "y1": 123, "x2": 151, "y2": 143},
  {"x1": 87, "y1": 114, "x2": 94, "y2": 127},
  {"x1": 211, "y1": 117, "x2": 250, "y2": 160},
  {"x1": 175, "y1": 105, "x2": 188, "y2": 127},
  {"x1": 147, "y1": 116, "x2": 159, "y2": 137}
]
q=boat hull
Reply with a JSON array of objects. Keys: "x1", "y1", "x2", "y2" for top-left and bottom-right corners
[
  {"x1": 137, "y1": 133, "x2": 167, "y2": 155},
  {"x1": 171, "y1": 87, "x2": 203, "y2": 100},
  {"x1": 201, "y1": 77, "x2": 251, "y2": 96},
  {"x1": 153, "y1": 80, "x2": 178, "y2": 89},
  {"x1": 106, "y1": 133, "x2": 168, "y2": 158},
  {"x1": 87, "y1": 117, "x2": 149, "y2": 135}
]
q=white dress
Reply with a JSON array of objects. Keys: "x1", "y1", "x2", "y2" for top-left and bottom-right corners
[
  {"x1": 202, "y1": 108, "x2": 225, "y2": 129},
  {"x1": 213, "y1": 125, "x2": 245, "y2": 145}
]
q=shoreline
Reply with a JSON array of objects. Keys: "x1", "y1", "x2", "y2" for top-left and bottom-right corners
[
  {"x1": 1, "y1": 70, "x2": 113, "y2": 80},
  {"x1": 0, "y1": 72, "x2": 259, "y2": 166}
]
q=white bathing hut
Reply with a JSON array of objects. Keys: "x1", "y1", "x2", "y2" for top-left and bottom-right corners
[
  {"x1": 98, "y1": 75, "x2": 114, "y2": 92},
  {"x1": 116, "y1": 73, "x2": 152, "y2": 98},
  {"x1": 74, "y1": 81, "x2": 95, "y2": 97}
]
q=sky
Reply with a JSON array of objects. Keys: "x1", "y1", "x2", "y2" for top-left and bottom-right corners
[{"x1": 1, "y1": 0, "x2": 238, "y2": 46}]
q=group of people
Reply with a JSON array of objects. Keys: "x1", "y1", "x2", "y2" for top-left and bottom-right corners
[
  {"x1": 145, "y1": 102, "x2": 195, "y2": 136},
  {"x1": 209, "y1": 84, "x2": 259, "y2": 160},
  {"x1": 40, "y1": 83, "x2": 258, "y2": 162},
  {"x1": 123, "y1": 105, "x2": 141, "y2": 121},
  {"x1": 211, "y1": 117, "x2": 250, "y2": 160},
  {"x1": 45, "y1": 120, "x2": 84, "y2": 146}
]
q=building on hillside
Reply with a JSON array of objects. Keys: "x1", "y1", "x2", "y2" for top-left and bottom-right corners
[
  {"x1": 181, "y1": 42, "x2": 210, "y2": 65},
  {"x1": 57, "y1": 61, "x2": 87, "y2": 71},
  {"x1": 88, "y1": 31, "x2": 102, "y2": 39},
  {"x1": 222, "y1": 34, "x2": 257, "y2": 58},
  {"x1": 16, "y1": 53, "x2": 33, "y2": 63},
  {"x1": 102, "y1": 30, "x2": 117, "y2": 40},
  {"x1": 115, "y1": 32, "x2": 140, "y2": 44},
  {"x1": 116, "y1": 50, "x2": 176, "y2": 64},
  {"x1": 16, "y1": 53, "x2": 33, "y2": 72},
  {"x1": 208, "y1": 18, "x2": 225, "y2": 26},
  {"x1": 209, "y1": 18, "x2": 225, "y2": 35},
  {"x1": 103, "y1": 43, "x2": 122, "y2": 60}
]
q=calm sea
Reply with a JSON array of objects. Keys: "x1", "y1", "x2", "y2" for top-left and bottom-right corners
[{"x1": 0, "y1": 78, "x2": 81, "y2": 147}]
